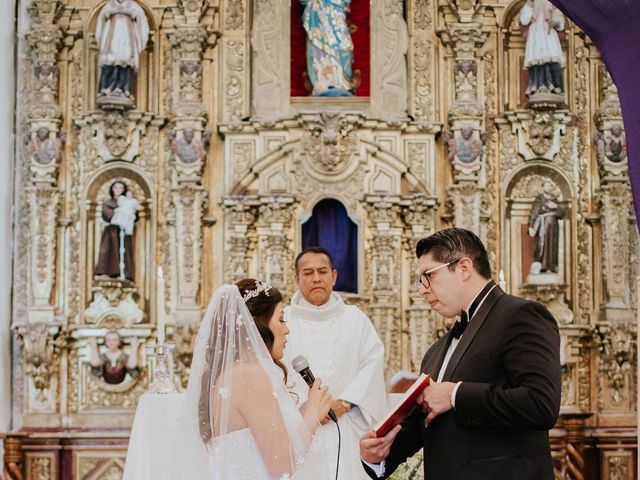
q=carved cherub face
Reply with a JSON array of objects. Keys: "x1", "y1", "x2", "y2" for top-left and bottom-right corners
[
  {"x1": 611, "y1": 125, "x2": 623, "y2": 137},
  {"x1": 36, "y1": 127, "x2": 49, "y2": 141},
  {"x1": 105, "y1": 332, "x2": 122, "y2": 351},
  {"x1": 461, "y1": 126, "x2": 473, "y2": 140}
]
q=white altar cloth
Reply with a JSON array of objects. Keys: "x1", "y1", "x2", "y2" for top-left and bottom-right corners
[{"x1": 122, "y1": 392, "x2": 185, "y2": 480}]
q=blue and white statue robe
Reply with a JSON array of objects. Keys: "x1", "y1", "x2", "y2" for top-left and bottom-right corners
[{"x1": 302, "y1": 0, "x2": 354, "y2": 96}]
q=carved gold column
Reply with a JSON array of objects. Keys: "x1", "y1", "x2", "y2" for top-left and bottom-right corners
[
  {"x1": 221, "y1": 197, "x2": 259, "y2": 282},
  {"x1": 221, "y1": 0, "x2": 249, "y2": 124},
  {"x1": 365, "y1": 196, "x2": 403, "y2": 373},
  {"x1": 2, "y1": 434, "x2": 25, "y2": 480},
  {"x1": 166, "y1": 0, "x2": 216, "y2": 324},
  {"x1": 255, "y1": 196, "x2": 296, "y2": 289},
  {"x1": 595, "y1": 66, "x2": 634, "y2": 321},
  {"x1": 407, "y1": 0, "x2": 434, "y2": 126},
  {"x1": 400, "y1": 194, "x2": 438, "y2": 371},
  {"x1": 439, "y1": 21, "x2": 489, "y2": 235},
  {"x1": 558, "y1": 412, "x2": 592, "y2": 480},
  {"x1": 24, "y1": 0, "x2": 64, "y2": 324}
]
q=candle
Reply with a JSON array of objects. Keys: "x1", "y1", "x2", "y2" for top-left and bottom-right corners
[
  {"x1": 157, "y1": 267, "x2": 166, "y2": 345},
  {"x1": 499, "y1": 270, "x2": 507, "y2": 292}
]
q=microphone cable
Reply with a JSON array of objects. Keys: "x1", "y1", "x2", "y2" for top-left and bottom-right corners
[{"x1": 334, "y1": 419, "x2": 341, "y2": 480}]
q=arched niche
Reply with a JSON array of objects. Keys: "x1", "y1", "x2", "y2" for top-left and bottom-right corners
[
  {"x1": 501, "y1": 0, "x2": 569, "y2": 110},
  {"x1": 299, "y1": 196, "x2": 362, "y2": 294},
  {"x1": 290, "y1": 0, "x2": 371, "y2": 97},
  {"x1": 504, "y1": 163, "x2": 574, "y2": 292},
  {"x1": 82, "y1": 163, "x2": 156, "y2": 321},
  {"x1": 83, "y1": 0, "x2": 159, "y2": 113},
  {"x1": 251, "y1": 0, "x2": 407, "y2": 119}
]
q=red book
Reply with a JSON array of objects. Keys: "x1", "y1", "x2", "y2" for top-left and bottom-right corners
[{"x1": 374, "y1": 373, "x2": 431, "y2": 437}]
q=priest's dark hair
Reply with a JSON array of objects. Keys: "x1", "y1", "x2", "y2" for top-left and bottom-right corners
[
  {"x1": 294, "y1": 246, "x2": 335, "y2": 273},
  {"x1": 415, "y1": 228, "x2": 492, "y2": 279}
]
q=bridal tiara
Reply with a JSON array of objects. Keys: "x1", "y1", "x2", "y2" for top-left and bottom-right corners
[{"x1": 242, "y1": 280, "x2": 272, "y2": 302}]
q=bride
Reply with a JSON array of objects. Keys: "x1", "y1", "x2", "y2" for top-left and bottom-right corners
[{"x1": 173, "y1": 279, "x2": 333, "y2": 479}]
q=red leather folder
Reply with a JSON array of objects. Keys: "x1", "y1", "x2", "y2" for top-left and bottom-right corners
[{"x1": 374, "y1": 373, "x2": 431, "y2": 437}]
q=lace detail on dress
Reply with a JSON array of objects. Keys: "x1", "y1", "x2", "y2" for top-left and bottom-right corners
[{"x1": 212, "y1": 428, "x2": 294, "y2": 480}]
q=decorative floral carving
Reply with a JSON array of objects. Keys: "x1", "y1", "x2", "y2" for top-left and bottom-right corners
[
  {"x1": 103, "y1": 111, "x2": 131, "y2": 157},
  {"x1": 225, "y1": 0, "x2": 245, "y2": 29},
  {"x1": 28, "y1": 455, "x2": 53, "y2": 480},
  {"x1": 222, "y1": 198, "x2": 259, "y2": 282},
  {"x1": 413, "y1": 39, "x2": 433, "y2": 121},
  {"x1": 225, "y1": 39, "x2": 245, "y2": 123},
  {"x1": 445, "y1": 23, "x2": 490, "y2": 59},
  {"x1": 594, "y1": 322, "x2": 637, "y2": 408},
  {"x1": 300, "y1": 113, "x2": 361, "y2": 176},
  {"x1": 16, "y1": 324, "x2": 62, "y2": 402},
  {"x1": 413, "y1": 0, "x2": 431, "y2": 29},
  {"x1": 173, "y1": 322, "x2": 199, "y2": 389}
]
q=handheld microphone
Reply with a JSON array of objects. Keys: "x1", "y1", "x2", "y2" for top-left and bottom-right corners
[{"x1": 291, "y1": 355, "x2": 338, "y2": 423}]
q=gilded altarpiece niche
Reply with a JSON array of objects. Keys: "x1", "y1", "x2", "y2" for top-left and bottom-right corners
[{"x1": 4, "y1": 0, "x2": 637, "y2": 479}]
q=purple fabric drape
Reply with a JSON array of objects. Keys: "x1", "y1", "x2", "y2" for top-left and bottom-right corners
[
  {"x1": 548, "y1": 0, "x2": 640, "y2": 223},
  {"x1": 302, "y1": 199, "x2": 358, "y2": 293}
]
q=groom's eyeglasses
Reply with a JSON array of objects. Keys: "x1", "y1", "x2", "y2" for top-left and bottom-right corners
[{"x1": 415, "y1": 259, "x2": 461, "y2": 290}]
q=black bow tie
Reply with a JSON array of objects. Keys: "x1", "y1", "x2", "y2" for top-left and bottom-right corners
[
  {"x1": 451, "y1": 310, "x2": 469, "y2": 339},
  {"x1": 448, "y1": 281, "x2": 495, "y2": 340}
]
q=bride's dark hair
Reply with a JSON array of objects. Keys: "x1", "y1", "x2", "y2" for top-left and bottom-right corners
[
  {"x1": 198, "y1": 279, "x2": 286, "y2": 444},
  {"x1": 235, "y1": 278, "x2": 287, "y2": 381}
]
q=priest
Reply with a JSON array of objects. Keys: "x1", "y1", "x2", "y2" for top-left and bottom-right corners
[{"x1": 284, "y1": 247, "x2": 388, "y2": 479}]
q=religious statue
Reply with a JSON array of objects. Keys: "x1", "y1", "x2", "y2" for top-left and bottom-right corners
[
  {"x1": 595, "y1": 124, "x2": 627, "y2": 164},
  {"x1": 301, "y1": 0, "x2": 354, "y2": 96},
  {"x1": 29, "y1": 127, "x2": 62, "y2": 165},
  {"x1": 520, "y1": 0, "x2": 565, "y2": 98},
  {"x1": 445, "y1": 125, "x2": 484, "y2": 164},
  {"x1": 170, "y1": 128, "x2": 210, "y2": 164},
  {"x1": 95, "y1": 0, "x2": 149, "y2": 107},
  {"x1": 89, "y1": 330, "x2": 140, "y2": 385},
  {"x1": 528, "y1": 180, "x2": 565, "y2": 274},
  {"x1": 95, "y1": 180, "x2": 138, "y2": 281}
]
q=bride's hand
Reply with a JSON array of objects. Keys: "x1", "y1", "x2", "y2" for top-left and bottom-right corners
[{"x1": 301, "y1": 378, "x2": 332, "y2": 431}]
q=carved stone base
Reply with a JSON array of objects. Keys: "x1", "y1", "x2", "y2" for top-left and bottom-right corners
[
  {"x1": 85, "y1": 281, "x2": 144, "y2": 326},
  {"x1": 520, "y1": 283, "x2": 574, "y2": 324},
  {"x1": 96, "y1": 92, "x2": 134, "y2": 110},
  {"x1": 527, "y1": 91, "x2": 564, "y2": 109}
]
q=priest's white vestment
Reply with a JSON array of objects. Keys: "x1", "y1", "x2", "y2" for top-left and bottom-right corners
[{"x1": 284, "y1": 291, "x2": 388, "y2": 480}]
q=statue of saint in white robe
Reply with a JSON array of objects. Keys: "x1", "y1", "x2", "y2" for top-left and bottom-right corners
[{"x1": 284, "y1": 291, "x2": 388, "y2": 479}]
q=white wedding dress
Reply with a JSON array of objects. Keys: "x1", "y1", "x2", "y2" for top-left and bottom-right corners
[
  {"x1": 170, "y1": 285, "x2": 315, "y2": 480},
  {"x1": 211, "y1": 429, "x2": 272, "y2": 480}
]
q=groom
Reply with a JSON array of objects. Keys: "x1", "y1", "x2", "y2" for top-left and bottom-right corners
[{"x1": 361, "y1": 228, "x2": 561, "y2": 480}]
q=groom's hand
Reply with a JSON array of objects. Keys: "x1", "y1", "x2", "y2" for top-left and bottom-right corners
[{"x1": 360, "y1": 425, "x2": 401, "y2": 464}]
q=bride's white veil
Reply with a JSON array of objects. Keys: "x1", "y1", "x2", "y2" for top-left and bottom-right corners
[{"x1": 171, "y1": 284, "x2": 313, "y2": 479}]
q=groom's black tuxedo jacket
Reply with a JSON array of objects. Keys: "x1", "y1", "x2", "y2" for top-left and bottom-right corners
[{"x1": 365, "y1": 283, "x2": 561, "y2": 480}]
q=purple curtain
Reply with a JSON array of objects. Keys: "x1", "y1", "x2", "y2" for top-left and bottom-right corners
[
  {"x1": 548, "y1": 0, "x2": 640, "y2": 223},
  {"x1": 302, "y1": 199, "x2": 358, "y2": 293}
]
